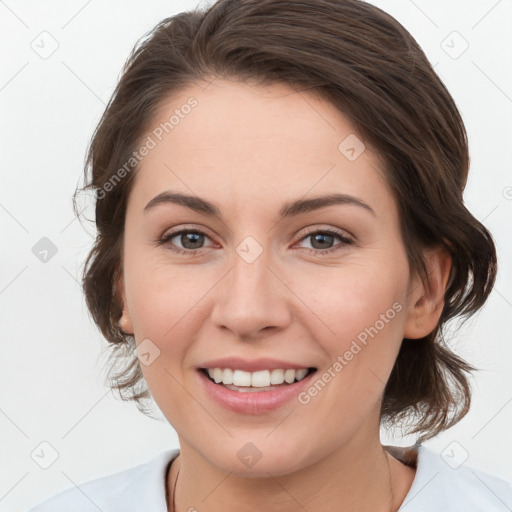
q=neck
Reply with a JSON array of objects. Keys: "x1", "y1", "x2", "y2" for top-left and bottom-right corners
[{"x1": 167, "y1": 430, "x2": 416, "y2": 512}]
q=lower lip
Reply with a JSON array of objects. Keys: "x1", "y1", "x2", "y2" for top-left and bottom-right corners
[{"x1": 197, "y1": 369, "x2": 317, "y2": 415}]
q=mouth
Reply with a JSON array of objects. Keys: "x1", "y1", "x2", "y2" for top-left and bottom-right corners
[
  {"x1": 197, "y1": 366, "x2": 318, "y2": 415},
  {"x1": 199, "y1": 367, "x2": 318, "y2": 392},
  {"x1": 199, "y1": 366, "x2": 317, "y2": 393}
]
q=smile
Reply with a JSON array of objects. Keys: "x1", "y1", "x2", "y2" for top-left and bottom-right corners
[
  {"x1": 198, "y1": 367, "x2": 318, "y2": 414},
  {"x1": 203, "y1": 367, "x2": 315, "y2": 388}
]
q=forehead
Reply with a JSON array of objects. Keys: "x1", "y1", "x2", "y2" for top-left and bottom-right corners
[{"x1": 129, "y1": 78, "x2": 395, "y2": 220}]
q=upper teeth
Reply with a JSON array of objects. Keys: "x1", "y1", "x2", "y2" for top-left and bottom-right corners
[{"x1": 206, "y1": 368, "x2": 309, "y2": 387}]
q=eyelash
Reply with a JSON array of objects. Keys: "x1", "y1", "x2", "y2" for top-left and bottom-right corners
[{"x1": 157, "y1": 226, "x2": 354, "y2": 256}]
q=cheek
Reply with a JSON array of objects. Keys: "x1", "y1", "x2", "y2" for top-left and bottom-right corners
[
  {"x1": 124, "y1": 262, "x2": 203, "y2": 410},
  {"x1": 291, "y1": 265, "x2": 408, "y2": 435},
  {"x1": 291, "y1": 257, "x2": 408, "y2": 391},
  {"x1": 123, "y1": 239, "x2": 205, "y2": 335},
  {"x1": 294, "y1": 257, "x2": 407, "y2": 336}
]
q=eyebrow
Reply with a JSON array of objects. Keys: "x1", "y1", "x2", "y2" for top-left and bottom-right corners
[{"x1": 144, "y1": 191, "x2": 376, "y2": 218}]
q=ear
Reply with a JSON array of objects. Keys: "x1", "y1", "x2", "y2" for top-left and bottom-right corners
[
  {"x1": 403, "y1": 245, "x2": 452, "y2": 340},
  {"x1": 115, "y1": 265, "x2": 134, "y2": 335}
]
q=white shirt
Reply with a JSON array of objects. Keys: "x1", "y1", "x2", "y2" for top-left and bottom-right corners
[{"x1": 26, "y1": 444, "x2": 512, "y2": 511}]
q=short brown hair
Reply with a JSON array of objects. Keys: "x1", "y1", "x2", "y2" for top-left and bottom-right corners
[{"x1": 74, "y1": 0, "x2": 497, "y2": 442}]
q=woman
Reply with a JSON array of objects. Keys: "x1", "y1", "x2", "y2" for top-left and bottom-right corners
[{"x1": 27, "y1": 0, "x2": 512, "y2": 510}]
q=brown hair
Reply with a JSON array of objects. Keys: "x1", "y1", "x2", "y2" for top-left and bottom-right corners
[{"x1": 74, "y1": 0, "x2": 497, "y2": 442}]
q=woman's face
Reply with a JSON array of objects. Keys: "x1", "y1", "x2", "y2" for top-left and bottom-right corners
[{"x1": 118, "y1": 78, "x2": 437, "y2": 476}]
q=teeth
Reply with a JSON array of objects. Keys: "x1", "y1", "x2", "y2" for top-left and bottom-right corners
[
  {"x1": 206, "y1": 367, "x2": 310, "y2": 387},
  {"x1": 249, "y1": 370, "x2": 269, "y2": 387}
]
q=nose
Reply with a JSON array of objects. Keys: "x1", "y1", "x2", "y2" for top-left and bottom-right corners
[{"x1": 210, "y1": 245, "x2": 291, "y2": 340}]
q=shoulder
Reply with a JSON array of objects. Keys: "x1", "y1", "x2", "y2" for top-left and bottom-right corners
[
  {"x1": 398, "y1": 444, "x2": 512, "y2": 511},
  {"x1": 26, "y1": 449, "x2": 179, "y2": 512}
]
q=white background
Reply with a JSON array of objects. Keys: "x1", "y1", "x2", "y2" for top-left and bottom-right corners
[{"x1": 1, "y1": 1, "x2": 511, "y2": 511}]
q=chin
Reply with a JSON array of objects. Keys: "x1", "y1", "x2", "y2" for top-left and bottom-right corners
[{"x1": 196, "y1": 437, "x2": 314, "y2": 478}]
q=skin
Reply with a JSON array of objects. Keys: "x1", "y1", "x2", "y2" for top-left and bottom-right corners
[{"x1": 117, "y1": 78, "x2": 452, "y2": 512}]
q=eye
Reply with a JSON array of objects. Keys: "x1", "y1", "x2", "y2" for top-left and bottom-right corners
[
  {"x1": 158, "y1": 228, "x2": 214, "y2": 255},
  {"x1": 157, "y1": 225, "x2": 354, "y2": 256},
  {"x1": 295, "y1": 227, "x2": 354, "y2": 255}
]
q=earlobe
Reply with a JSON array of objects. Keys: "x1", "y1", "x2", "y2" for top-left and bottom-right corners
[
  {"x1": 115, "y1": 268, "x2": 134, "y2": 335},
  {"x1": 403, "y1": 246, "x2": 452, "y2": 340},
  {"x1": 119, "y1": 307, "x2": 134, "y2": 335}
]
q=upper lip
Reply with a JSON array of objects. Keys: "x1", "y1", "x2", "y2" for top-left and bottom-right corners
[{"x1": 198, "y1": 357, "x2": 315, "y2": 372}]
